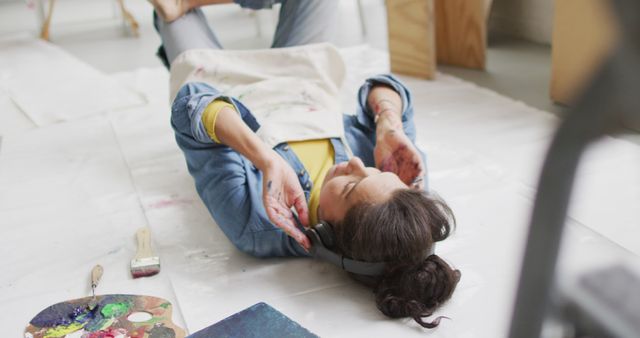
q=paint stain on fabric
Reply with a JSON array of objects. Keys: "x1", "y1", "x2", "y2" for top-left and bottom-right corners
[{"x1": 147, "y1": 198, "x2": 193, "y2": 209}]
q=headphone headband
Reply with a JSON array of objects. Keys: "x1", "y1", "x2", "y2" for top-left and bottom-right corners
[{"x1": 305, "y1": 223, "x2": 435, "y2": 277}]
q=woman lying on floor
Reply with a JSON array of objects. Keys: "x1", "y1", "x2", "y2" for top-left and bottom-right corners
[{"x1": 152, "y1": 0, "x2": 461, "y2": 328}]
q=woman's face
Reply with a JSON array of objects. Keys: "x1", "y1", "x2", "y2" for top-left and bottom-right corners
[{"x1": 318, "y1": 157, "x2": 407, "y2": 223}]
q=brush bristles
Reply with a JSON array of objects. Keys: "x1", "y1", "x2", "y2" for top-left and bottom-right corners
[{"x1": 130, "y1": 257, "x2": 160, "y2": 278}]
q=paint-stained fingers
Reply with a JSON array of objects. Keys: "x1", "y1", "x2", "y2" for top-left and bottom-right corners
[
  {"x1": 408, "y1": 157, "x2": 426, "y2": 189},
  {"x1": 264, "y1": 196, "x2": 287, "y2": 224},
  {"x1": 396, "y1": 157, "x2": 417, "y2": 181},
  {"x1": 377, "y1": 155, "x2": 398, "y2": 173},
  {"x1": 266, "y1": 206, "x2": 310, "y2": 251},
  {"x1": 293, "y1": 194, "x2": 309, "y2": 227},
  {"x1": 411, "y1": 175, "x2": 425, "y2": 190},
  {"x1": 400, "y1": 160, "x2": 424, "y2": 188},
  {"x1": 410, "y1": 163, "x2": 426, "y2": 189},
  {"x1": 265, "y1": 195, "x2": 293, "y2": 218}
]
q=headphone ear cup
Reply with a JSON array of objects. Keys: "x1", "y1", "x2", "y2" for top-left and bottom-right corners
[{"x1": 315, "y1": 221, "x2": 336, "y2": 249}]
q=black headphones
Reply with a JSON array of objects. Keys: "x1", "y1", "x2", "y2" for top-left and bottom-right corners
[
  {"x1": 304, "y1": 221, "x2": 435, "y2": 277},
  {"x1": 304, "y1": 221, "x2": 388, "y2": 276}
]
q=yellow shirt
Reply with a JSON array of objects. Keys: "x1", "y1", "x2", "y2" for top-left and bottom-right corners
[
  {"x1": 202, "y1": 99, "x2": 233, "y2": 143},
  {"x1": 288, "y1": 139, "x2": 334, "y2": 225},
  {"x1": 202, "y1": 100, "x2": 335, "y2": 225}
]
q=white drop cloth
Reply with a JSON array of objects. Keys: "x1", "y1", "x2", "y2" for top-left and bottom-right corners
[{"x1": 0, "y1": 44, "x2": 638, "y2": 338}]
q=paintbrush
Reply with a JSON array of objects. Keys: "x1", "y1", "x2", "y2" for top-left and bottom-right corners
[
  {"x1": 130, "y1": 227, "x2": 161, "y2": 278},
  {"x1": 88, "y1": 265, "x2": 103, "y2": 310}
]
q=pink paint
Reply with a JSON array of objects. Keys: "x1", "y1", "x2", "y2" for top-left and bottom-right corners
[
  {"x1": 147, "y1": 198, "x2": 193, "y2": 210},
  {"x1": 85, "y1": 327, "x2": 127, "y2": 338}
]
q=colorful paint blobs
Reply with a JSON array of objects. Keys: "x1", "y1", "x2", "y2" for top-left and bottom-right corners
[
  {"x1": 101, "y1": 302, "x2": 131, "y2": 318},
  {"x1": 24, "y1": 294, "x2": 185, "y2": 338},
  {"x1": 29, "y1": 302, "x2": 87, "y2": 327},
  {"x1": 83, "y1": 327, "x2": 127, "y2": 338},
  {"x1": 187, "y1": 302, "x2": 318, "y2": 338},
  {"x1": 45, "y1": 322, "x2": 84, "y2": 337}
]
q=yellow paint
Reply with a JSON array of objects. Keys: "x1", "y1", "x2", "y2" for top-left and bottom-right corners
[{"x1": 44, "y1": 322, "x2": 83, "y2": 337}]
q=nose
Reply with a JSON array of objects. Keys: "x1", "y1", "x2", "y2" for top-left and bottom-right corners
[{"x1": 346, "y1": 157, "x2": 367, "y2": 176}]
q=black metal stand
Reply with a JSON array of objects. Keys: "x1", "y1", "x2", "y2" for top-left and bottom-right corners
[{"x1": 508, "y1": 1, "x2": 640, "y2": 337}]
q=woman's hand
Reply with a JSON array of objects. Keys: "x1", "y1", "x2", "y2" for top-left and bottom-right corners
[
  {"x1": 374, "y1": 114, "x2": 425, "y2": 190},
  {"x1": 367, "y1": 83, "x2": 424, "y2": 189},
  {"x1": 260, "y1": 152, "x2": 311, "y2": 251},
  {"x1": 211, "y1": 105, "x2": 311, "y2": 250}
]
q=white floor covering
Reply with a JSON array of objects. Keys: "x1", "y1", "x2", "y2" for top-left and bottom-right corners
[{"x1": 0, "y1": 39, "x2": 638, "y2": 337}]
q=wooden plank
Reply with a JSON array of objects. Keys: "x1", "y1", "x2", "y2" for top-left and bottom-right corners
[
  {"x1": 550, "y1": 0, "x2": 619, "y2": 105},
  {"x1": 386, "y1": 0, "x2": 436, "y2": 79},
  {"x1": 435, "y1": 0, "x2": 486, "y2": 69}
]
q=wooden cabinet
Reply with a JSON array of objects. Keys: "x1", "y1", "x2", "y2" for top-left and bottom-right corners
[
  {"x1": 386, "y1": 0, "x2": 437, "y2": 79},
  {"x1": 550, "y1": 0, "x2": 619, "y2": 105},
  {"x1": 435, "y1": 0, "x2": 487, "y2": 70}
]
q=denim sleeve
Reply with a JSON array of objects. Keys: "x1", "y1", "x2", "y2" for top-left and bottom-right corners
[
  {"x1": 345, "y1": 74, "x2": 428, "y2": 190},
  {"x1": 171, "y1": 82, "x2": 260, "y2": 145},
  {"x1": 355, "y1": 74, "x2": 416, "y2": 142},
  {"x1": 171, "y1": 82, "x2": 308, "y2": 258}
]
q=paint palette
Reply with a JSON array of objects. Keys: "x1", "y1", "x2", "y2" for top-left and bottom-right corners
[{"x1": 24, "y1": 294, "x2": 185, "y2": 338}]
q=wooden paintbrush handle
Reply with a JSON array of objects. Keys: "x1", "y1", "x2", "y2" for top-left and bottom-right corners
[
  {"x1": 40, "y1": 0, "x2": 56, "y2": 41},
  {"x1": 91, "y1": 265, "x2": 103, "y2": 288},
  {"x1": 135, "y1": 227, "x2": 154, "y2": 259}
]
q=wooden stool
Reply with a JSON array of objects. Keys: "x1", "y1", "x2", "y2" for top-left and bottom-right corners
[
  {"x1": 37, "y1": 0, "x2": 140, "y2": 41},
  {"x1": 386, "y1": 0, "x2": 493, "y2": 79}
]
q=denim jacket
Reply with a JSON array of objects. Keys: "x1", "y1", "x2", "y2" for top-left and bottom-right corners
[{"x1": 171, "y1": 74, "x2": 424, "y2": 258}]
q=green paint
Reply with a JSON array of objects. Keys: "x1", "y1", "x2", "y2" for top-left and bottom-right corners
[
  {"x1": 83, "y1": 317, "x2": 114, "y2": 332},
  {"x1": 44, "y1": 322, "x2": 83, "y2": 337},
  {"x1": 98, "y1": 318, "x2": 115, "y2": 331},
  {"x1": 101, "y1": 302, "x2": 131, "y2": 318}
]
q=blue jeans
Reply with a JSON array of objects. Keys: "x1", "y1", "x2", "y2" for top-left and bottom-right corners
[{"x1": 154, "y1": 0, "x2": 338, "y2": 68}]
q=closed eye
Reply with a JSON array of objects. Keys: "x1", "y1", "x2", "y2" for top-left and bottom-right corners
[
  {"x1": 345, "y1": 181, "x2": 362, "y2": 200},
  {"x1": 341, "y1": 181, "x2": 356, "y2": 198}
]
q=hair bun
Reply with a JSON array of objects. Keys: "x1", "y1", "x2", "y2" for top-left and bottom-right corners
[{"x1": 374, "y1": 255, "x2": 461, "y2": 328}]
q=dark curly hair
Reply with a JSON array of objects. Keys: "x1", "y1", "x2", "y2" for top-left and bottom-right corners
[{"x1": 333, "y1": 189, "x2": 461, "y2": 328}]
